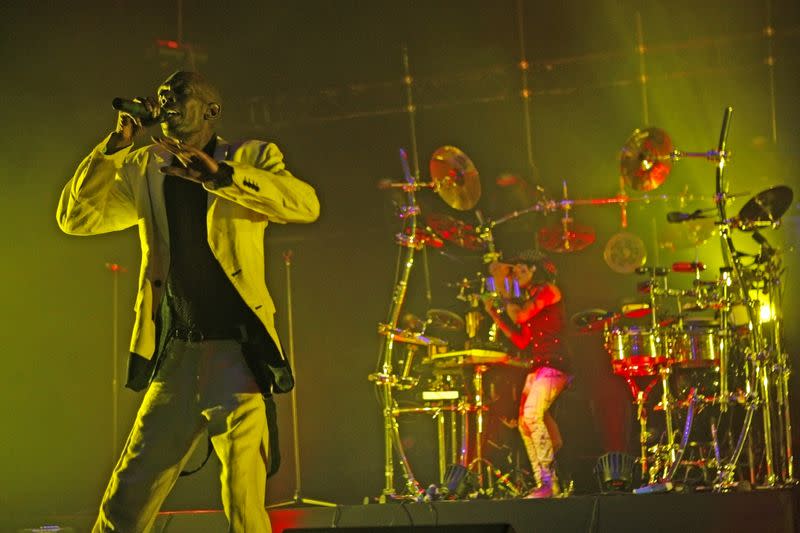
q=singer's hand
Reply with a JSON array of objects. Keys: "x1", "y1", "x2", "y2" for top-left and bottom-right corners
[
  {"x1": 107, "y1": 97, "x2": 159, "y2": 152},
  {"x1": 154, "y1": 136, "x2": 220, "y2": 184}
]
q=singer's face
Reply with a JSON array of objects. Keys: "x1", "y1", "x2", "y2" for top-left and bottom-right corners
[{"x1": 157, "y1": 75, "x2": 210, "y2": 140}]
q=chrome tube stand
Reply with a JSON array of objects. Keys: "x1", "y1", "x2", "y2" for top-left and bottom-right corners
[
  {"x1": 710, "y1": 107, "x2": 773, "y2": 489},
  {"x1": 369, "y1": 148, "x2": 423, "y2": 499}
]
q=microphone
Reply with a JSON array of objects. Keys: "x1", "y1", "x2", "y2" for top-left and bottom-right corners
[
  {"x1": 666, "y1": 209, "x2": 705, "y2": 223},
  {"x1": 111, "y1": 98, "x2": 161, "y2": 120}
]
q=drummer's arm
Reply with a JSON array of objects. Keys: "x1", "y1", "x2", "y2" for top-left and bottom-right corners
[
  {"x1": 510, "y1": 283, "x2": 562, "y2": 324},
  {"x1": 484, "y1": 300, "x2": 530, "y2": 350}
]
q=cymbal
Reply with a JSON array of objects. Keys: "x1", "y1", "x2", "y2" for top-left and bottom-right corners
[
  {"x1": 401, "y1": 313, "x2": 425, "y2": 333},
  {"x1": 378, "y1": 323, "x2": 447, "y2": 347},
  {"x1": 620, "y1": 127, "x2": 673, "y2": 191},
  {"x1": 538, "y1": 222, "x2": 596, "y2": 253},
  {"x1": 570, "y1": 308, "x2": 618, "y2": 332},
  {"x1": 603, "y1": 231, "x2": 647, "y2": 273},
  {"x1": 737, "y1": 185, "x2": 793, "y2": 229},
  {"x1": 426, "y1": 213, "x2": 485, "y2": 251},
  {"x1": 426, "y1": 309, "x2": 465, "y2": 331},
  {"x1": 429, "y1": 146, "x2": 481, "y2": 211},
  {"x1": 659, "y1": 217, "x2": 716, "y2": 251}
]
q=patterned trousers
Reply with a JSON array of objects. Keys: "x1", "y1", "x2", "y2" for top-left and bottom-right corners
[{"x1": 518, "y1": 366, "x2": 570, "y2": 487}]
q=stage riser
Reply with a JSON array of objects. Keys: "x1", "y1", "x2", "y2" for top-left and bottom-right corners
[
  {"x1": 14, "y1": 490, "x2": 798, "y2": 533},
  {"x1": 148, "y1": 490, "x2": 798, "y2": 533}
]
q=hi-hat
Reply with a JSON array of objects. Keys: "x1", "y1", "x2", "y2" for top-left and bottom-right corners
[
  {"x1": 620, "y1": 128, "x2": 673, "y2": 191},
  {"x1": 426, "y1": 213, "x2": 485, "y2": 250},
  {"x1": 426, "y1": 309, "x2": 465, "y2": 331},
  {"x1": 429, "y1": 146, "x2": 481, "y2": 210},
  {"x1": 737, "y1": 185, "x2": 793, "y2": 229},
  {"x1": 538, "y1": 222, "x2": 595, "y2": 253}
]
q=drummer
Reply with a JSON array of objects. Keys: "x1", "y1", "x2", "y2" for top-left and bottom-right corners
[{"x1": 483, "y1": 251, "x2": 572, "y2": 498}]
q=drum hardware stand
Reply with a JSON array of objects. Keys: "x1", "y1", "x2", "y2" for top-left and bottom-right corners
[
  {"x1": 268, "y1": 251, "x2": 336, "y2": 509},
  {"x1": 624, "y1": 377, "x2": 660, "y2": 481},
  {"x1": 370, "y1": 146, "x2": 424, "y2": 499},
  {"x1": 757, "y1": 232, "x2": 795, "y2": 484},
  {"x1": 706, "y1": 107, "x2": 774, "y2": 490},
  {"x1": 369, "y1": 43, "x2": 431, "y2": 501},
  {"x1": 466, "y1": 363, "x2": 491, "y2": 490},
  {"x1": 665, "y1": 388, "x2": 698, "y2": 481}
]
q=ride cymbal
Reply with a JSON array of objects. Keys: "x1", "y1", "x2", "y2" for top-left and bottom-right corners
[
  {"x1": 620, "y1": 128, "x2": 673, "y2": 191},
  {"x1": 426, "y1": 213, "x2": 485, "y2": 251},
  {"x1": 737, "y1": 185, "x2": 793, "y2": 229},
  {"x1": 430, "y1": 146, "x2": 481, "y2": 211}
]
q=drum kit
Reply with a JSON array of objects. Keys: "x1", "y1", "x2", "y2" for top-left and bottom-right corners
[{"x1": 370, "y1": 108, "x2": 796, "y2": 499}]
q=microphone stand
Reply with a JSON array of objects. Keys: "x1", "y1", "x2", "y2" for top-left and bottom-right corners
[
  {"x1": 268, "y1": 251, "x2": 336, "y2": 508},
  {"x1": 105, "y1": 262, "x2": 126, "y2": 466}
]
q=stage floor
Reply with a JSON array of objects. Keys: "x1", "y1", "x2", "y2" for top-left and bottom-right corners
[{"x1": 13, "y1": 488, "x2": 800, "y2": 532}]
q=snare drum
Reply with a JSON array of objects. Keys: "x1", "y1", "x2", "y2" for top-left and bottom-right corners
[
  {"x1": 672, "y1": 322, "x2": 721, "y2": 369},
  {"x1": 604, "y1": 326, "x2": 669, "y2": 377}
]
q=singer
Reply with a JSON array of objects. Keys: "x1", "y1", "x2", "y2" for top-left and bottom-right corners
[{"x1": 56, "y1": 71, "x2": 320, "y2": 532}]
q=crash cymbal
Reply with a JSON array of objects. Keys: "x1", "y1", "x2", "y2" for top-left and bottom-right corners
[
  {"x1": 538, "y1": 222, "x2": 596, "y2": 253},
  {"x1": 426, "y1": 213, "x2": 485, "y2": 251},
  {"x1": 426, "y1": 309, "x2": 465, "y2": 331},
  {"x1": 429, "y1": 146, "x2": 481, "y2": 211},
  {"x1": 571, "y1": 308, "x2": 619, "y2": 332},
  {"x1": 620, "y1": 127, "x2": 673, "y2": 191},
  {"x1": 658, "y1": 217, "x2": 716, "y2": 251},
  {"x1": 737, "y1": 185, "x2": 793, "y2": 229}
]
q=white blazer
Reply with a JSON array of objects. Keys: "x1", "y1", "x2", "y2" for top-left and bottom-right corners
[{"x1": 57, "y1": 134, "x2": 320, "y2": 362}]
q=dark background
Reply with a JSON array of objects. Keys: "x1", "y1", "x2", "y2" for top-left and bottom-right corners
[{"x1": 1, "y1": 0, "x2": 798, "y2": 528}]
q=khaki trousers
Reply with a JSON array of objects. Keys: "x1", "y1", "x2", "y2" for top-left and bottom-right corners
[{"x1": 93, "y1": 339, "x2": 271, "y2": 533}]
